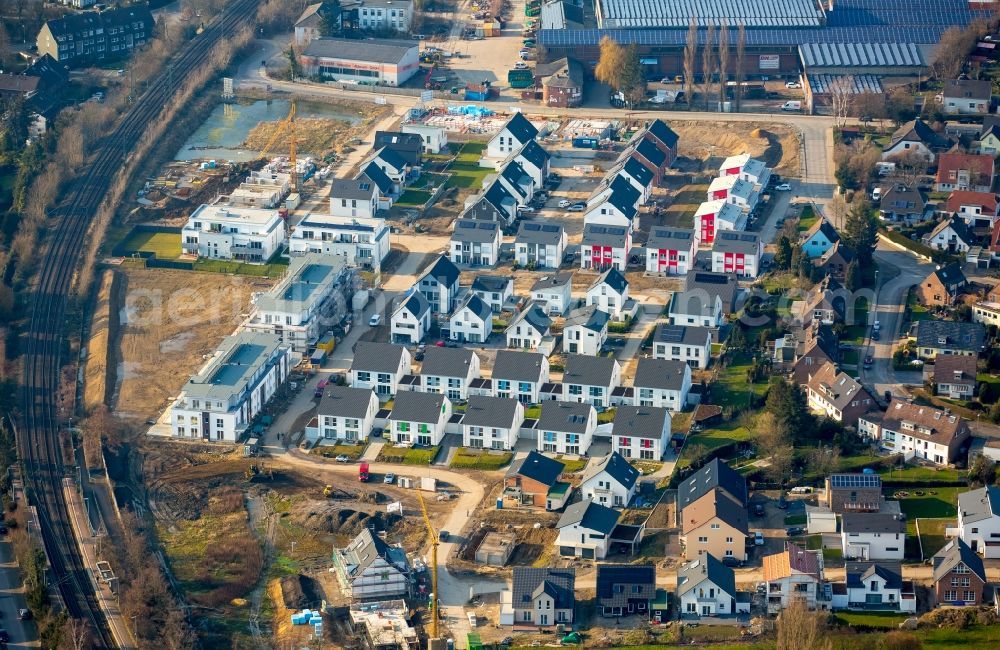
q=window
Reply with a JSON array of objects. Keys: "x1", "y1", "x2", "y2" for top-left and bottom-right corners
[
  {"x1": 710, "y1": 524, "x2": 720, "y2": 530},
  {"x1": 697, "y1": 536, "x2": 708, "y2": 543},
  {"x1": 726, "y1": 537, "x2": 733, "y2": 544}
]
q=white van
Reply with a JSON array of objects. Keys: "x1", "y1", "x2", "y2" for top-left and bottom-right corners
[{"x1": 781, "y1": 100, "x2": 801, "y2": 111}]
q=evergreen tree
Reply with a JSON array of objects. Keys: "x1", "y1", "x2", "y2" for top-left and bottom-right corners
[
  {"x1": 843, "y1": 200, "x2": 878, "y2": 266},
  {"x1": 773, "y1": 236, "x2": 792, "y2": 271},
  {"x1": 320, "y1": 0, "x2": 342, "y2": 36},
  {"x1": 845, "y1": 259, "x2": 861, "y2": 291}
]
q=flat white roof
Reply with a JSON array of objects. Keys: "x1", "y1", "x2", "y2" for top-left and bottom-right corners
[
  {"x1": 188, "y1": 203, "x2": 284, "y2": 228},
  {"x1": 253, "y1": 253, "x2": 345, "y2": 314}
]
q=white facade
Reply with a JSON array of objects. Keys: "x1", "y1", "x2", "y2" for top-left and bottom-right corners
[
  {"x1": 586, "y1": 281, "x2": 629, "y2": 321},
  {"x1": 181, "y1": 204, "x2": 287, "y2": 263},
  {"x1": 486, "y1": 116, "x2": 537, "y2": 162},
  {"x1": 652, "y1": 328, "x2": 712, "y2": 369},
  {"x1": 169, "y1": 333, "x2": 290, "y2": 442},
  {"x1": 670, "y1": 293, "x2": 724, "y2": 328},
  {"x1": 645, "y1": 229, "x2": 696, "y2": 275},
  {"x1": 925, "y1": 223, "x2": 971, "y2": 253},
  {"x1": 613, "y1": 422, "x2": 671, "y2": 461},
  {"x1": 562, "y1": 362, "x2": 621, "y2": 410},
  {"x1": 972, "y1": 302, "x2": 1000, "y2": 328},
  {"x1": 450, "y1": 225, "x2": 501, "y2": 267},
  {"x1": 556, "y1": 519, "x2": 612, "y2": 560},
  {"x1": 329, "y1": 184, "x2": 379, "y2": 219},
  {"x1": 289, "y1": 213, "x2": 391, "y2": 272},
  {"x1": 421, "y1": 353, "x2": 481, "y2": 402},
  {"x1": 581, "y1": 232, "x2": 632, "y2": 272},
  {"x1": 562, "y1": 319, "x2": 608, "y2": 357},
  {"x1": 492, "y1": 353, "x2": 550, "y2": 404},
  {"x1": 957, "y1": 487, "x2": 1000, "y2": 558},
  {"x1": 633, "y1": 366, "x2": 692, "y2": 412},
  {"x1": 462, "y1": 399, "x2": 525, "y2": 450},
  {"x1": 516, "y1": 232, "x2": 566, "y2": 269},
  {"x1": 531, "y1": 278, "x2": 572, "y2": 315},
  {"x1": 583, "y1": 198, "x2": 638, "y2": 232},
  {"x1": 711, "y1": 241, "x2": 763, "y2": 278},
  {"x1": 580, "y1": 470, "x2": 636, "y2": 509},
  {"x1": 449, "y1": 298, "x2": 492, "y2": 344},
  {"x1": 505, "y1": 308, "x2": 549, "y2": 350},
  {"x1": 357, "y1": 0, "x2": 412, "y2": 31},
  {"x1": 350, "y1": 345, "x2": 412, "y2": 398},
  {"x1": 538, "y1": 405, "x2": 597, "y2": 455},
  {"x1": 389, "y1": 397, "x2": 452, "y2": 446},
  {"x1": 841, "y1": 527, "x2": 906, "y2": 561},
  {"x1": 315, "y1": 391, "x2": 379, "y2": 442},
  {"x1": 678, "y1": 567, "x2": 743, "y2": 617},
  {"x1": 401, "y1": 123, "x2": 447, "y2": 153},
  {"x1": 391, "y1": 294, "x2": 431, "y2": 345}
]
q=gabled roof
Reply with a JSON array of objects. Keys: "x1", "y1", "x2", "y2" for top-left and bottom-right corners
[
  {"x1": 341, "y1": 528, "x2": 408, "y2": 576},
  {"x1": 611, "y1": 405, "x2": 670, "y2": 440},
  {"x1": 929, "y1": 261, "x2": 967, "y2": 289},
  {"x1": 634, "y1": 137, "x2": 667, "y2": 167},
  {"x1": 646, "y1": 119, "x2": 679, "y2": 149},
  {"x1": 452, "y1": 218, "x2": 500, "y2": 243},
  {"x1": 502, "y1": 112, "x2": 539, "y2": 147},
  {"x1": 841, "y1": 512, "x2": 906, "y2": 534},
  {"x1": 806, "y1": 361, "x2": 871, "y2": 411},
  {"x1": 0, "y1": 75, "x2": 38, "y2": 94},
  {"x1": 684, "y1": 271, "x2": 739, "y2": 311},
  {"x1": 596, "y1": 564, "x2": 655, "y2": 602},
  {"x1": 23, "y1": 54, "x2": 68, "y2": 88},
  {"x1": 888, "y1": 119, "x2": 950, "y2": 150},
  {"x1": 958, "y1": 485, "x2": 1000, "y2": 524},
  {"x1": 817, "y1": 240, "x2": 855, "y2": 267},
  {"x1": 678, "y1": 458, "x2": 748, "y2": 510},
  {"x1": 356, "y1": 161, "x2": 394, "y2": 195},
  {"x1": 456, "y1": 292, "x2": 493, "y2": 323},
  {"x1": 582, "y1": 451, "x2": 640, "y2": 490},
  {"x1": 944, "y1": 78, "x2": 992, "y2": 101},
  {"x1": 925, "y1": 216, "x2": 974, "y2": 246},
  {"x1": 633, "y1": 358, "x2": 689, "y2": 391},
  {"x1": 371, "y1": 146, "x2": 409, "y2": 173},
  {"x1": 563, "y1": 354, "x2": 618, "y2": 386},
  {"x1": 881, "y1": 398, "x2": 970, "y2": 445},
  {"x1": 500, "y1": 160, "x2": 533, "y2": 198},
  {"x1": 472, "y1": 275, "x2": 512, "y2": 294},
  {"x1": 462, "y1": 395, "x2": 521, "y2": 429},
  {"x1": 537, "y1": 401, "x2": 594, "y2": 434},
  {"x1": 590, "y1": 267, "x2": 628, "y2": 296},
  {"x1": 395, "y1": 290, "x2": 430, "y2": 320},
  {"x1": 677, "y1": 553, "x2": 735, "y2": 598},
  {"x1": 351, "y1": 342, "x2": 409, "y2": 374},
  {"x1": 932, "y1": 354, "x2": 977, "y2": 385},
  {"x1": 295, "y1": 2, "x2": 329, "y2": 28},
  {"x1": 683, "y1": 488, "x2": 749, "y2": 534},
  {"x1": 880, "y1": 183, "x2": 924, "y2": 211},
  {"x1": 493, "y1": 350, "x2": 547, "y2": 383},
  {"x1": 507, "y1": 449, "x2": 565, "y2": 485},
  {"x1": 605, "y1": 174, "x2": 642, "y2": 218},
  {"x1": 914, "y1": 319, "x2": 985, "y2": 352},
  {"x1": 647, "y1": 227, "x2": 695, "y2": 250},
  {"x1": 652, "y1": 323, "x2": 713, "y2": 347},
  {"x1": 531, "y1": 273, "x2": 572, "y2": 291},
  {"x1": 763, "y1": 542, "x2": 821, "y2": 581},
  {"x1": 330, "y1": 177, "x2": 378, "y2": 201},
  {"x1": 936, "y1": 152, "x2": 994, "y2": 186},
  {"x1": 42, "y1": 4, "x2": 154, "y2": 38},
  {"x1": 481, "y1": 179, "x2": 517, "y2": 216},
  {"x1": 845, "y1": 561, "x2": 903, "y2": 590},
  {"x1": 507, "y1": 302, "x2": 551, "y2": 336},
  {"x1": 374, "y1": 131, "x2": 423, "y2": 165},
  {"x1": 512, "y1": 567, "x2": 575, "y2": 609},
  {"x1": 557, "y1": 498, "x2": 620, "y2": 533},
  {"x1": 945, "y1": 190, "x2": 999, "y2": 214},
  {"x1": 304, "y1": 37, "x2": 415, "y2": 64},
  {"x1": 318, "y1": 385, "x2": 375, "y2": 418},
  {"x1": 932, "y1": 538, "x2": 986, "y2": 583},
  {"x1": 712, "y1": 231, "x2": 761, "y2": 256},
  {"x1": 420, "y1": 255, "x2": 460, "y2": 287},
  {"x1": 514, "y1": 139, "x2": 551, "y2": 169},
  {"x1": 622, "y1": 155, "x2": 655, "y2": 188},
  {"x1": 517, "y1": 221, "x2": 565, "y2": 245},
  {"x1": 583, "y1": 223, "x2": 629, "y2": 248},
  {"x1": 803, "y1": 218, "x2": 841, "y2": 245},
  {"x1": 389, "y1": 390, "x2": 446, "y2": 423},
  {"x1": 420, "y1": 346, "x2": 477, "y2": 378}
]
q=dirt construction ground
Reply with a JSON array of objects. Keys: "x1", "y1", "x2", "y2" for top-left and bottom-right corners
[{"x1": 113, "y1": 267, "x2": 272, "y2": 423}]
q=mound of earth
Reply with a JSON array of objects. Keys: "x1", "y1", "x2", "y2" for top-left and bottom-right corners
[
  {"x1": 279, "y1": 574, "x2": 320, "y2": 610},
  {"x1": 289, "y1": 500, "x2": 402, "y2": 536}
]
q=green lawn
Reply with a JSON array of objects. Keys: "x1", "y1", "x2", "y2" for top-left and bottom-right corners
[
  {"x1": 832, "y1": 611, "x2": 908, "y2": 629},
  {"x1": 889, "y1": 486, "x2": 959, "y2": 519},
  {"x1": 443, "y1": 142, "x2": 491, "y2": 189},
  {"x1": 760, "y1": 272, "x2": 797, "y2": 293},
  {"x1": 840, "y1": 348, "x2": 859, "y2": 367},
  {"x1": 710, "y1": 353, "x2": 769, "y2": 409},
  {"x1": 917, "y1": 518, "x2": 953, "y2": 558},
  {"x1": 797, "y1": 209, "x2": 818, "y2": 233},
  {"x1": 449, "y1": 448, "x2": 512, "y2": 470},
  {"x1": 836, "y1": 453, "x2": 881, "y2": 473},
  {"x1": 395, "y1": 188, "x2": 432, "y2": 207},
  {"x1": 556, "y1": 456, "x2": 588, "y2": 473},
  {"x1": 119, "y1": 230, "x2": 182, "y2": 259},
  {"x1": 376, "y1": 444, "x2": 440, "y2": 465},
  {"x1": 311, "y1": 442, "x2": 367, "y2": 460},
  {"x1": 523, "y1": 405, "x2": 541, "y2": 419},
  {"x1": 841, "y1": 325, "x2": 867, "y2": 345},
  {"x1": 879, "y1": 464, "x2": 964, "y2": 483},
  {"x1": 192, "y1": 258, "x2": 289, "y2": 277},
  {"x1": 678, "y1": 423, "x2": 752, "y2": 468}
]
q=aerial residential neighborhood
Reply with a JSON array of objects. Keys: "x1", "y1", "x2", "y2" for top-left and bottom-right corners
[{"x1": 11, "y1": 0, "x2": 1000, "y2": 648}]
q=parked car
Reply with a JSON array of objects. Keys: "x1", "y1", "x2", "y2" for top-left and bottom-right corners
[
  {"x1": 17, "y1": 609, "x2": 30, "y2": 621},
  {"x1": 863, "y1": 356, "x2": 873, "y2": 368},
  {"x1": 514, "y1": 61, "x2": 528, "y2": 70},
  {"x1": 785, "y1": 81, "x2": 802, "y2": 89},
  {"x1": 567, "y1": 203, "x2": 586, "y2": 212},
  {"x1": 558, "y1": 199, "x2": 571, "y2": 208},
  {"x1": 368, "y1": 314, "x2": 382, "y2": 327},
  {"x1": 777, "y1": 494, "x2": 788, "y2": 509},
  {"x1": 384, "y1": 473, "x2": 396, "y2": 484},
  {"x1": 335, "y1": 455, "x2": 350, "y2": 463},
  {"x1": 790, "y1": 486, "x2": 812, "y2": 494},
  {"x1": 871, "y1": 330, "x2": 880, "y2": 341},
  {"x1": 517, "y1": 205, "x2": 535, "y2": 213},
  {"x1": 753, "y1": 503, "x2": 765, "y2": 517},
  {"x1": 721, "y1": 556, "x2": 742, "y2": 567},
  {"x1": 775, "y1": 183, "x2": 791, "y2": 191},
  {"x1": 754, "y1": 532, "x2": 765, "y2": 546},
  {"x1": 786, "y1": 526, "x2": 805, "y2": 537}
]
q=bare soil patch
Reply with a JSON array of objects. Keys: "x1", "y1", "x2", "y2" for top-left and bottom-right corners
[{"x1": 84, "y1": 270, "x2": 117, "y2": 411}]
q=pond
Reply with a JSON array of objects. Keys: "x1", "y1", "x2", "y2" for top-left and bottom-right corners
[{"x1": 174, "y1": 99, "x2": 362, "y2": 162}]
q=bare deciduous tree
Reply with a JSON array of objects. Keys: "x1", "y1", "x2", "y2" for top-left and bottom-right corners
[
  {"x1": 829, "y1": 75, "x2": 856, "y2": 127},
  {"x1": 61, "y1": 616, "x2": 92, "y2": 650},
  {"x1": 735, "y1": 23, "x2": 746, "y2": 112},
  {"x1": 718, "y1": 21, "x2": 730, "y2": 109},
  {"x1": 932, "y1": 26, "x2": 977, "y2": 80},
  {"x1": 701, "y1": 22, "x2": 715, "y2": 109},
  {"x1": 776, "y1": 601, "x2": 833, "y2": 650},
  {"x1": 683, "y1": 16, "x2": 698, "y2": 108}
]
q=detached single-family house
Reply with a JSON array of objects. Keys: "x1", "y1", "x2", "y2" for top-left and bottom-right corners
[
  {"x1": 509, "y1": 567, "x2": 575, "y2": 627},
  {"x1": 294, "y1": 2, "x2": 339, "y2": 47},
  {"x1": 932, "y1": 354, "x2": 978, "y2": 400},
  {"x1": 584, "y1": 175, "x2": 642, "y2": 232},
  {"x1": 923, "y1": 217, "x2": 974, "y2": 254},
  {"x1": 670, "y1": 288, "x2": 724, "y2": 328},
  {"x1": 815, "y1": 241, "x2": 855, "y2": 281},
  {"x1": 651, "y1": 324, "x2": 713, "y2": 369},
  {"x1": 503, "y1": 450, "x2": 570, "y2": 510},
  {"x1": 450, "y1": 219, "x2": 501, "y2": 267},
  {"x1": 449, "y1": 292, "x2": 493, "y2": 344},
  {"x1": 596, "y1": 564, "x2": 656, "y2": 618},
  {"x1": 486, "y1": 112, "x2": 539, "y2": 162},
  {"x1": 681, "y1": 487, "x2": 749, "y2": 561},
  {"x1": 365, "y1": 147, "x2": 410, "y2": 194},
  {"x1": 646, "y1": 227, "x2": 696, "y2": 275},
  {"x1": 825, "y1": 473, "x2": 884, "y2": 514},
  {"x1": 979, "y1": 123, "x2": 1000, "y2": 155},
  {"x1": 580, "y1": 451, "x2": 640, "y2": 508},
  {"x1": 802, "y1": 276, "x2": 848, "y2": 325},
  {"x1": 945, "y1": 190, "x2": 1000, "y2": 228},
  {"x1": 586, "y1": 268, "x2": 631, "y2": 321},
  {"x1": 612, "y1": 405, "x2": 671, "y2": 461},
  {"x1": 957, "y1": 485, "x2": 1000, "y2": 558},
  {"x1": 865, "y1": 400, "x2": 971, "y2": 465},
  {"x1": 315, "y1": 386, "x2": 379, "y2": 442},
  {"x1": 633, "y1": 358, "x2": 692, "y2": 411},
  {"x1": 685, "y1": 271, "x2": 740, "y2": 314},
  {"x1": 881, "y1": 119, "x2": 950, "y2": 163},
  {"x1": 943, "y1": 79, "x2": 993, "y2": 115},
  {"x1": 537, "y1": 401, "x2": 597, "y2": 456},
  {"x1": 332, "y1": 529, "x2": 411, "y2": 600},
  {"x1": 388, "y1": 390, "x2": 451, "y2": 446},
  {"x1": 492, "y1": 350, "x2": 550, "y2": 404},
  {"x1": 464, "y1": 181, "x2": 518, "y2": 225},
  {"x1": 563, "y1": 305, "x2": 610, "y2": 357},
  {"x1": 373, "y1": 131, "x2": 423, "y2": 167},
  {"x1": 419, "y1": 347, "x2": 481, "y2": 401},
  {"x1": 509, "y1": 139, "x2": 551, "y2": 189},
  {"x1": 391, "y1": 290, "x2": 431, "y2": 345},
  {"x1": 562, "y1": 355, "x2": 621, "y2": 410},
  {"x1": 841, "y1": 513, "x2": 907, "y2": 561},
  {"x1": 677, "y1": 552, "x2": 749, "y2": 617},
  {"x1": 401, "y1": 123, "x2": 448, "y2": 153},
  {"x1": 329, "y1": 177, "x2": 381, "y2": 219},
  {"x1": 711, "y1": 231, "x2": 763, "y2": 279},
  {"x1": 472, "y1": 275, "x2": 514, "y2": 313},
  {"x1": 678, "y1": 458, "x2": 747, "y2": 512},
  {"x1": 916, "y1": 262, "x2": 967, "y2": 307},
  {"x1": 461, "y1": 395, "x2": 525, "y2": 450},
  {"x1": 350, "y1": 342, "x2": 412, "y2": 398},
  {"x1": 805, "y1": 361, "x2": 875, "y2": 427},
  {"x1": 506, "y1": 302, "x2": 552, "y2": 350},
  {"x1": 935, "y1": 152, "x2": 995, "y2": 193},
  {"x1": 417, "y1": 255, "x2": 461, "y2": 314},
  {"x1": 516, "y1": 222, "x2": 566, "y2": 269},
  {"x1": 762, "y1": 543, "x2": 825, "y2": 614},
  {"x1": 581, "y1": 224, "x2": 631, "y2": 272},
  {"x1": 879, "y1": 184, "x2": 925, "y2": 223},
  {"x1": 932, "y1": 538, "x2": 987, "y2": 605},
  {"x1": 913, "y1": 320, "x2": 986, "y2": 358},
  {"x1": 556, "y1": 499, "x2": 621, "y2": 560},
  {"x1": 530, "y1": 274, "x2": 573, "y2": 316},
  {"x1": 801, "y1": 219, "x2": 841, "y2": 259},
  {"x1": 834, "y1": 562, "x2": 915, "y2": 613}
]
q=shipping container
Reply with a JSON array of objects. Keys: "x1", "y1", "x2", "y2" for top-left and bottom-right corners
[
  {"x1": 572, "y1": 137, "x2": 599, "y2": 149},
  {"x1": 507, "y1": 69, "x2": 534, "y2": 88}
]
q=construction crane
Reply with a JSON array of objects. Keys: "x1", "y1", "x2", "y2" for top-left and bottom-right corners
[
  {"x1": 256, "y1": 100, "x2": 299, "y2": 193},
  {"x1": 416, "y1": 490, "x2": 440, "y2": 640}
]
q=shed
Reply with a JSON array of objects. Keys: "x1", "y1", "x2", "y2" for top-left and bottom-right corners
[
  {"x1": 475, "y1": 532, "x2": 517, "y2": 566},
  {"x1": 806, "y1": 505, "x2": 838, "y2": 534}
]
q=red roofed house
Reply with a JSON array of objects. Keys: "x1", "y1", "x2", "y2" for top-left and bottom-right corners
[
  {"x1": 935, "y1": 153, "x2": 995, "y2": 193},
  {"x1": 762, "y1": 542, "x2": 825, "y2": 614},
  {"x1": 946, "y1": 190, "x2": 1000, "y2": 229}
]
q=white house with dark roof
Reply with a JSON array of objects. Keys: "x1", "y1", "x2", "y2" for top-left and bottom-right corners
[
  {"x1": 586, "y1": 268, "x2": 631, "y2": 321},
  {"x1": 492, "y1": 350, "x2": 550, "y2": 404},
  {"x1": 646, "y1": 227, "x2": 696, "y2": 275},
  {"x1": 841, "y1": 513, "x2": 907, "y2": 560},
  {"x1": 390, "y1": 290, "x2": 431, "y2": 345},
  {"x1": 581, "y1": 223, "x2": 631, "y2": 272},
  {"x1": 912, "y1": 320, "x2": 986, "y2": 359},
  {"x1": 530, "y1": 274, "x2": 573, "y2": 315},
  {"x1": 506, "y1": 302, "x2": 552, "y2": 350},
  {"x1": 580, "y1": 451, "x2": 640, "y2": 508},
  {"x1": 537, "y1": 401, "x2": 597, "y2": 455},
  {"x1": 556, "y1": 499, "x2": 621, "y2": 560},
  {"x1": 315, "y1": 385, "x2": 379, "y2": 442},
  {"x1": 508, "y1": 139, "x2": 551, "y2": 189},
  {"x1": 450, "y1": 219, "x2": 501, "y2": 267},
  {"x1": 418, "y1": 346, "x2": 481, "y2": 401},
  {"x1": 357, "y1": 161, "x2": 395, "y2": 208},
  {"x1": 563, "y1": 305, "x2": 610, "y2": 357},
  {"x1": 401, "y1": 123, "x2": 447, "y2": 154},
  {"x1": 463, "y1": 180, "x2": 518, "y2": 226},
  {"x1": 387, "y1": 390, "x2": 451, "y2": 446},
  {"x1": 694, "y1": 199, "x2": 746, "y2": 245},
  {"x1": 585, "y1": 175, "x2": 643, "y2": 232},
  {"x1": 677, "y1": 552, "x2": 749, "y2": 617},
  {"x1": 365, "y1": 146, "x2": 410, "y2": 193},
  {"x1": 881, "y1": 119, "x2": 950, "y2": 163},
  {"x1": 329, "y1": 177, "x2": 380, "y2": 219},
  {"x1": 632, "y1": 358, "x2": 692, "y2": 411},
  {"x1": 561, "y1": 354, "x2": 621, "y2": 410},
  {"x1": 957, "y1": 485, "x2": 1000, "y2": 558},
  {"x1": 652, "y1": 324, "x2": 712, "y2": 369},
  {"x1": 516, "y1": 222, "x2": 566, "y2": 269},
  {"x1": 332, "y1": 529, "x2": 411, "y2": 600},
  {"x1": 923, "y1": 217, "x2": 974, "y2": 254},
  {"x1": 711, "y1": 231, "x2": 763, "y2": 279},
  {"x1": 461, "y1": 395, "x2": 524, "y2": 450},
  {"x1": 670, "y1": 288, "x2": 724, "y2": 329},
  {"x1": 509, "y1": 567, "x2": 575, "y2": 627},
  {"x1": 835, "y1": 561, "x2": 915, "y2": 613},
  {"x1": 485, "y1": 112, "x2": 539, "y2": 163},
  {"x1": 449, "y1": 293, "x2": 493, "y2": 344},
  {"x1": 416, "y1": 255, "x2": 460, "y2": 314},
  {"x1": 350, "y1": 342, "x2": 412, "y2": 398},
  {"x1": 472, "y1": 275, "x2": 513, "y2": 313},
  {"x1": 614, "y1": 155, "x2": 656, "y2": 203},
  {"x1": 612, "y1": 405, "x2": 671, "y2": 460},
  {"x1": 943, "y1": 78, "x2": 992, "y2": 115},
  {"x1": 860, "y1": 400, "x2": 970, "y2": 466},
  {"x1": 495, "y1": 159, "x2": 535, "y2": 206}
]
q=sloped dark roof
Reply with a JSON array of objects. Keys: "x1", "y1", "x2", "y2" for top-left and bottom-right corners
[
  {"x1": 508, "y1": 302, "x2": 551, "y2": 335},
  {"x1": 845, "y1": 561, "x2": 903, "y2": 590},
  {"x1": 396, "y1": 290, "x2": 430, "y2": 320},
  {"x1": 930, "y1": 261, "x2": 967, "y2": 289},
  {"x1": 557, "y1": 498, "x2": 620, "y2": 533},
  {"x1": 611, "y1": 405, "x2": 670, "y2": 440},
  {"x1": 421, "y1": 255, "x2": 460, "y2": 287},
  {"x1": 596, "y1": 564, "x2": 655, "y2": 604},
  {"x1": 677, "y1": 553, "x2": 735, "y2": 598},
  {"x1": 458, "y1": 292, "x2": 493, "y2": 323},
  {"x1": 889, "y1": 119, "x2": 950, "y2": 150},
  {"x1": 683, "y1": 271, "x2": 739, "y2": 311},
  {"x1": 503, "y1": 112, "x2": 539, "y2": 146},
  {"x1": 341, "y1": 528, "x2": 408, "y2": 575},
  {"x1": 591, "y1": 267, "x2": 629, "y2": 296},
  {"x1": 374, "y1": 146, "x2": 409, "y2": 172},
  {"x1": 43, "y1": 3, "x2": 154, "y2": 37},
  {"x1": 506, "y1": 450, "x2": 565, "y2": 485},
  {"x1": 517, "y1": 221, "x2": 565, "y2": 245},
  {"x1": 351, "y1": 342, "x2": 409, "y2": 374},
  {"x1": 482, "y1": 179, "x2": 517, "y2": 216},
  {"x1": 472, "y1": 275, "x2": 512, "y2": 294},
  {"x1": 563, "y1": 354, "x2": 617, "y2": 386},
  {"x1": 462, "y1": 395, "x2": 521, "y2": 429},
  {"x1": 623, "y1": 155, "x2": 655, "y2": 187},
  {"x1": 516, "y1": 139, "x2": 551, "y2": 169},
  {"x1": 537, "y1": 401, "x2": 594, "y2": 434},
  {"x1": 357, "y1": 161, "x2": 393, "y2": 195},
  {"x1": 803, "y1": 218, "x2": 842, "y2": 245},
  {"x1": 493, "y1": 350, "x2": 547, "y2": 383},
  {"x1": 582, "y1": 451, "x2": 640, "y2": 490},
  {"x1": 635, "y1": 137, "x2": 667, "y2": 167},
  {"x1": 452, "y1": 218, "x2": 500, "y2": 243},
  {"x1": 330, "y1": 177, "x2": 378, "y2": 201},
  {"x1": 841, "y1": 512, "x2": 906, "y2": 534},
  {"x1": 389, "y1": 390, "x2": 445, "y2": 423},
  {"x1": 583, "y1": 223, "x2": 629, "y2": 247},
  {"x1": 606, "y1": 174, "x2": 641, "y2": 218},
  {"x1": 914, "y1": 320, "x2": 985, "y2": 352},
  {"x1": 958, "y1": 485, "x2": 1000, "y2": 524},
  {"x1": 677, "y1": 458, "x2": 747, "y2": 510},
  {"x1": 374, "y1": 131, "x2": 423, "y2": 165},
  {"x1": 500, "y1": 160, "x2": 532, "y2": 198},
  {"x1": 634, "y1": 358, "x2": 689, "y2": 391},
  {"x1": 512, "y1": 567, "x2": 575, "y2": 608},
  {"x1": 933, "y1": 538, "x2": 986, "y2": 583},
  {"x1": 318, "y1": 385, "x2": 375, "y2": 418},
  {"x1": 647, "y1": 119, "x2": 679, "y2": 148},
  {"x1": 421, "y1": 346, "x2": 477, "y2": 377},
  {"x1": 565, "y1": 304, "x2": 610, "y2": 333}
]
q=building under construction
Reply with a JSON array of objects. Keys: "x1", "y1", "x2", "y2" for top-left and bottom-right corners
[{"x1": 349, "y1": 600, "x2": 420, "y2": 650}]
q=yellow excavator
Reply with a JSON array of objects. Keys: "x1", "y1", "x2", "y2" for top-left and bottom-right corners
[
  {"x1": 256, "y1": 101, "x2": 299, "y2": 194},
  {"x1": 416, "y1": 491, "x2": 440, "y2": 640}
]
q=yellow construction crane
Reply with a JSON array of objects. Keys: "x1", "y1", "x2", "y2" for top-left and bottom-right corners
[
  {"x1": 257, "y1": 101, "x2": 299, "y2": 194},
  {"x1": 416, "y1": 490, "x2": 440, "y2": 640}
]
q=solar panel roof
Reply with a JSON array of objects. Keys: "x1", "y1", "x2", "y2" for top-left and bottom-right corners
[{"x1": 829, "y1": 473, "x2": 882, "y2": 488}]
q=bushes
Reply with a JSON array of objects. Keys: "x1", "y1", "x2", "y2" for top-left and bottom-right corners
[
  {"x1": 377, "y1": 444, "x2": 440, "y2": 465},
  {"x1": 450, "y1": 449, "x2": 512, "y2": 470},
  {"x1": 879, "y1": 228, "x2": 935, "y2": 259}
]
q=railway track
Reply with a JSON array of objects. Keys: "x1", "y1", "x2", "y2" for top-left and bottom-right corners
[{"x1": 18, "y1": 2, "x2": 260, "y2": 647}]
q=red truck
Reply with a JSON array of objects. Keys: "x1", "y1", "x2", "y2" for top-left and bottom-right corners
[{"x1": 359, "y1": 463, "x2": 369, "y2": 482}]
